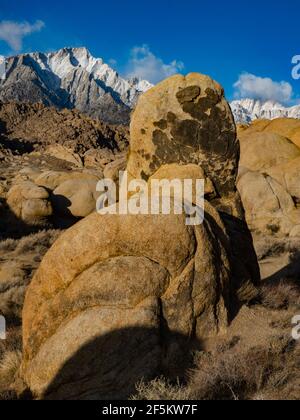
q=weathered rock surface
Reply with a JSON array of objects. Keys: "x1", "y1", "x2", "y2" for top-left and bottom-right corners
[
  {"x1": 7, "y1": 182, "x2": 52, "y2": 225},
  {"x1": 19, "y1": 73, "x2": 259, "y2": 400},
  {"x1": 127, "y1": 74, "x2": 239, "y2": 199},
  {"x1": 237, "y1": 120, "x2": 300, "y2": 280},
  {"x1": 238, "y1": 171, "x2": 300, "y2": 236},
  {"x1": 127, "y1": 74, "x2": 259, "y2": 296},
  {"x1": 45, "y1": 145, "x2": 83, "y2": 168},
  {"x1": 52, "y1": 178, "x2": 100, "y2": 218},
  {"x1": 20, "y1": 206, "x2": 232, "y2": 399},
  {"x1": 239, "y1": 132, "x2": 300, "y2": 173},
  {"x1": 238, "y1": 118, "x2": 300, "y2": 149},
  {"x1": 267, "y1": 157, "x2": 300, "y2": 203}
]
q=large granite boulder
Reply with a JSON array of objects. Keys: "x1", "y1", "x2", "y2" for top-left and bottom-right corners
[
  {"x1": 52, "y1": 178, "x2": 100, "y2": 219},
  {"x1": 20, "y1": 204, "x2": 231, "y2": 399},
  {"x1": 236, "y1": 120, "x2": 300, "y2": 281},
  {"x1": 19, "y1": 73, "x2": 259, "y2": 400},
  {"x1": 127, "y1": 73, "x2": 259, "y2": 296},
  {"x1": 239, "y1": 132, "x2": 300, "y2": 173},
  {"x1": 238, "y1": 171, "x2": 300, "y2": 236}
]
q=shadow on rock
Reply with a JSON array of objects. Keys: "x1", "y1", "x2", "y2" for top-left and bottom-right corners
[
  {"x1": 264, "y1": 249, "x2": 300, "y2": 285},
  {"x1": 32, "y1": 326, "x2": 203, "y2": 401}
]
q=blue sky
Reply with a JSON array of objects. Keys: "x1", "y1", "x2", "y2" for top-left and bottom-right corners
[{"x1": 0, "y1": 0, "x2": 299, "y2": 103}]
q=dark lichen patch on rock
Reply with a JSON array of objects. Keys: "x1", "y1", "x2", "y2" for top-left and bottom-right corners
[
  {"x1": 170, "y1": 119, "x2": 200, "y2": 148},
  {"x1": 141, "y1": 171, "x2": 149, "y2": 181},
  {"x1": 180, "y1": 88, "x2": 221, "y2": 121},
  {"x1": 167, "y1": 112, "x2": 177, "y2": 123},
  {"x1": 151, "y1": 129, "x2": 198, "y2": 174},
  {"x1": 150, "y1": 103, "x2": 238, "y2": 194},
  {"x1": 153, "y1": 119, "x2": 168, "y2": 130},
  {"x1": 176, "y1": 86, "x2": 201, "y2": 104},
  {"x1": 130, "y1": 75, "x2": 239, "y2": 199}
]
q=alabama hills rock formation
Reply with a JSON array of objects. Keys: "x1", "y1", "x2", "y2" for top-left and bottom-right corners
[
  {"x1": 0, "y1": 48, "x2": 152, "y2": 125},
  {"x1": 237, "y1": 119, "x2": 300, "y2": 282},
  {"x1": 1, "y1": 71, "x2": 300, "y2": 400},
  {"x1": 17, "y1": 73, "x2": 260, "y2": 400},
  {"x1": 0, "y1": 101, "x2": 129, "y2": 231}
]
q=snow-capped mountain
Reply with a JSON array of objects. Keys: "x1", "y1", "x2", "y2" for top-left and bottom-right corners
[
  {"x1": 231, "y1": 98, "x2": 300, "y2": 124},
  {"x1": 0, "y1": 47, "x2": 153, "y2": 124}
]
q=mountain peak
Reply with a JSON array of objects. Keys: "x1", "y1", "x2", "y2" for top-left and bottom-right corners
[
  {"x1": 0, "y1": 48, "x2": 152, "y2": 125},
  {"x1": 230, "y1": 98, "x2": 300, "y2": 123}
]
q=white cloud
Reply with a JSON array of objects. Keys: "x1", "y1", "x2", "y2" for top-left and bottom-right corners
[
  {"x1": 233, "y1": 73, "x2": 293, "y2": 104},
  {"x1": 0, "y1": 20, "x2": 45, "y2": 52},
  {"x1": 125, "y1": 44, "x2": 184, "y2": 83}
]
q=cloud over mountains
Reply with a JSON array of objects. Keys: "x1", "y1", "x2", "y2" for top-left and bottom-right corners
[
  {"x1": 0, "y1": 20, "x2": 45, "y2": 52},
  {"x1": 234, "y1": 72, "x2": 293, "y2": 104},
  {"x1": 125, "y1": 44, "x2": 184, "y2": 84}
]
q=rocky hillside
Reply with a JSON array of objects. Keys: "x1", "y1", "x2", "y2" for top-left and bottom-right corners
[
  {"x1": 0, "y1": 101, "x2": 129, "y2": 161},
  {"x1": 0, "y1": 101, "x2": 129, "y2": 237},
  {"x1": 0, "y1": 48, "x2": 152, "y2": 125}
]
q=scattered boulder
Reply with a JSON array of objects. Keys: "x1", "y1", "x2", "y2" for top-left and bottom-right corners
[
  {"x1": 35, "y1": 170, "x2": 101, "y2": 192},
  {"x1": 45, "y1": 145, "x2": 83, "y2": 168},
  {"x1": 239, "y1": 132, "x2": 300, "y2": 172},
  {"x1": 103, "y1": 153, "x2": 127, "y2": 184},
  {"x1": 52, "y1": 178, "x2": 100, "y2": 218},
  {"x1": 7, "y1": 182, "x2": 52, "y2": 225},
  {"x1": 238, "y1": 171, "x2": 300, "y2": 236},
  {"x1": 83, "y1": 148, "x2": 115, "y2": 169},
  {"x1": 267, "y1": 157, "x2": 300, "y2": 202}
]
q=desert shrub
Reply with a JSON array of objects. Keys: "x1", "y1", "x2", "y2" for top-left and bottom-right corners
[
  {"x1": 0, "y1": 327, "x2": 22, "y2": 360},
  {"x1": 132, "y1": 335, "x2": 300, "y2": 401},
  {"x1": 14, "y1": 229, "x2": 61, "y2": 255},
  {"x1": 0, "y1": 238, "x2": 17, "y2": 253},
  {"x1": 0, "y1": 229, "x2": 62, "y2": 323},
  {"x1": 191, "y1": 335, "x2": 300, "y2": 400},
  {"x1": 0, "y1": 350, "x2": 22, "y2": 383},
  {"x1": 259, "y1": 281, "x2": 300, "y2": 310},
  {"x1": 132, "y1": 377, "x2": 192, "y2": 401},
  {"x1": 0, "y1": 327, "x2": 22, "y2": 398},
  {"x1": 188, "y1": 348, "x2": 267, "y2": 400}
]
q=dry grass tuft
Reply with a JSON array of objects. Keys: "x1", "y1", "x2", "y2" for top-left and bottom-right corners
[
  {"x1": 132, "y1": 335, "x2": 300, "y2": 401},
  {"x1": 0, "y1": 327, "x2": 22, "y2": 399},
  {"x1": 0, "y1": 350, "x2": 22, "y2": 383},
  {"x1": 132, "y1": 377, "x2": 192, "y2": 401},
  {"x1": 0, "y1": 229, "x2": 62, "y2": 323},
  {"x1": 259, "y1": 281, "x2": 300, "y2": 310}
]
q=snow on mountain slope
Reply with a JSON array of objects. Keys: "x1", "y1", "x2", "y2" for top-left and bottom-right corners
[
  {"x1": 0, "y1": 47, "x2": 153, "y2": 124},
  {"x1": 231, "y1": 98, "x2": 300, "y2": 124}
]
